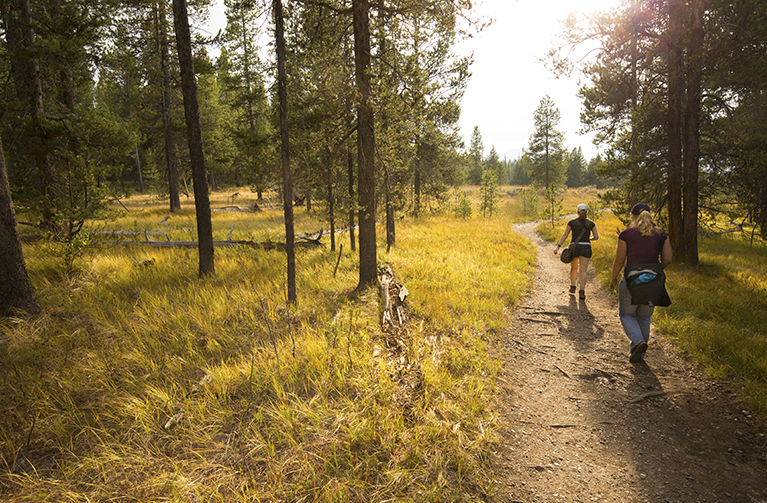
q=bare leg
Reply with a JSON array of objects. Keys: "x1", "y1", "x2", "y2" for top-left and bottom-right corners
[
  {"x1": 578, "y1": 257, "x2": 590, "y2": 289},
  {"x1": 570, "y1": 258, "x2": 579, "y2": 285}
]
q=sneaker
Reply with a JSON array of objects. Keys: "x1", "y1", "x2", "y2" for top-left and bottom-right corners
[
  {"x1": 579, "y1": 289, "x2": 586, "y2": 300},
  {"x1": 569, "y1": 285, "x2": 576, "y2": 294},
  {"x1": 630, "y1": 341, "x2": 648, "y2": 363}
]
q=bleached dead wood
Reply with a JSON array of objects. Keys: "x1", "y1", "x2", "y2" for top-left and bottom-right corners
[
  {"x1": 211, "y1": 205, "x2": 253, "y2": 212},
  {"x1": 123, "y1": 238, "x2": 322, "y2": 250},
  {"x1": 122, "y1": 225, "x2": 325, "y2": 249}
]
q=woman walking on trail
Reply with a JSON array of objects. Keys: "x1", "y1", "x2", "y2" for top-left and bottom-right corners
[
  {"x1": 554, "y1": 203, "x2": 599, "y2": 299},
  {"x1": 609, "y1": 203, "x2": 673, "y2": 363}
]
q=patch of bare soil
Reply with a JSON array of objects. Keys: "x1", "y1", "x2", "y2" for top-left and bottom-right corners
[{"x1": 492, "y1": 222, "x2": 767, "y2": 503}]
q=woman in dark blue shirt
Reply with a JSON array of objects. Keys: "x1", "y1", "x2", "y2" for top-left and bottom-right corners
[{"x1": 554, "y1": 203, "x2": 599, "y2": 299}]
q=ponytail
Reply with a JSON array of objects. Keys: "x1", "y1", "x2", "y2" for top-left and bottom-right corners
[{"x1": 635, "y1": 210, "x2": 659, "y2": 237}]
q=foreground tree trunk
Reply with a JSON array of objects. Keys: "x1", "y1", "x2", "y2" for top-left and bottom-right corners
[
  {"x1": 4, "y1": 0, "x2": 56, "y2": 232},
  {"x1": 666, "y1": 0, "x2": 703, "y2": 264},
  {"x1": 666, "y1": 0, "x2": 684, "y2": 254},
  {"x1": 274, "y1": 0, "x2": 296, "y2": 304},
  {"x1": 353, "y1": 0, "x2": 377, "y2": 289},
  {"x1": 172, "y1": 0, "x2": 214, "y2": 276},
  {"x1": 681, "y1": 0, "x2": 704, "y2": 265},
  {"x1": 0, "y1": 134, "x2": 39, "y2": 316}
]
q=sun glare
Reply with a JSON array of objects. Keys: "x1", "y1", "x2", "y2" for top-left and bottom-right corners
[{"x1": 573, "y1": 0, "x2": 619, "y2": 14}]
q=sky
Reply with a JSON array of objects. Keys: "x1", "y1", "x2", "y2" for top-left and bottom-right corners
[
  {"x1": 454, "y1": 0, "x2": 619, "y2": 162},
  {"x1": 202, "y1": 0, "x2": 619, "y2": 163}
]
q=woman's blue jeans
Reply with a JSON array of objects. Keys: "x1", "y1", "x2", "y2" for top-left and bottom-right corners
[{"x1": 618, "y1": 278, "x2": 654, "y2": 354}]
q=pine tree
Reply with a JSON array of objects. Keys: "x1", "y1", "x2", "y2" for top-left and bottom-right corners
[
  {"x1": 220, "y1": 0, "x2": 273, "y2": 196},
  {"x1": 469, "y1": 126, "x2": 484, "y2": 185},
  {"x1": 565, "y1": 147, "x2": 585, "y2": 188},
  {"x1": 510, "y1": 155, "x2": 533, "y2": 186},
  {"x1": 526, "y1": 95, "x2": 566, "y2": 190},
  {"x1": 479, "y1": 169, "x2": 499, "y2": 217}
]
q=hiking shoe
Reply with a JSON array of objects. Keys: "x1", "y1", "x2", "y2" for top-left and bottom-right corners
[
  {"x1": 569, "y1": 285, "x2": 577, "y2": 294},
  {"x1": 630, "y1": 341, "x2": 648, "y2": 363},
  {"x1": 579, "y1": 289, "x2": 586, "y2": 300}
]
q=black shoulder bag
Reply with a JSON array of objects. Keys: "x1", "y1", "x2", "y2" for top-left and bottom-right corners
[{"x1": 624, "y1": 262, "x2": 672, "y2": 307}]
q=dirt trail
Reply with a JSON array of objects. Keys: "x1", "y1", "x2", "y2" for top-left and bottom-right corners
[{"x1": 493, "y1": 222, "x2": 767, "y2": 503}]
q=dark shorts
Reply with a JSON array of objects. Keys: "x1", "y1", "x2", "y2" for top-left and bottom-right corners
[{"x1": 573, "y1": 244, "x2": 593, "y2": 259}]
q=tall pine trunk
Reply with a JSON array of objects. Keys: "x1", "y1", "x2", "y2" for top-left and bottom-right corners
[
  {"x1": 666, "y1": 0, "x2": 684, "y2": 252},
  {"x1": 327, "y1": 159, "x2": 336, "y2": 252},
  {"x1": 414, "y1": 142, "x2": 422, "y2": 217},
  {"x1": 5, "y1": 0, "x2": 56, "y2": 233},
  {"x1": 681, "y1": 0, "x2": 704, "y2": 265},
  {"x1": 134, "y1": 146, "x2": 144, "y2": 192},
  {"x1": 0, "y1": 134, "x2": 39, "y2": 316},
  {"x1": 376, "y1": 11, "x2": 395, "y2": 251},
  {"x1": 353, "y1": 0, "x2": 377, "y2": 289},
  {"x1": 274, "y1": 0, "x2": 296, "y2": 304},
  {"x1": 172, "y1": 0, "x2": 214, "y2": 276},
  {"x1": 385, "y1": 162, "x2": 395, "y2": 252},
  {"x1": 157, "y1": 2, "x2": 181, "y2": 212},
  {"x1": 348, "y1": 150, "x2": 356, "y2": 252}
]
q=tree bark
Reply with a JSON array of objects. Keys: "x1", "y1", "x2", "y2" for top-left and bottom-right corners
[
  {"x1": 414, "y1": 141, "x2": 422, "y2": 217},
  {"x1": 681, "y1": 0, "x2": 704, "y2": 265},
  {"x1": 377, "y1": 8, "x2": 395, "y2": 252},
  {"x1": 0, "y1": 134, "x2": 39, "y2": 316},
  {"x1": 328, "y1": 159, "x2": 336, "y2": 252},
  {"x1": 134, "y1": 146, "x2": 144, "y2": 192},
  {"x1": 353, "y1": 0, "x2": 377, "y2": 289},
  {"x1": 172, "y1": 0, "x2": 214, "y2": 276},
  {"x1": 348, "y1": 150, "x2": 356, "y2": 252},
  {"x1": 666, "y1": 0, "x2": 684, "y2": 253},
  {"x1": 157, "y1": 1, "x2": 181, "y2": 212},
  {"x1": 385, "y1": 161, "x2": 395, "y2": 252},
  {"x1": 274, "y1": 0, "x2": 296, "y2": 304},
  {"x1": 5, "y1": 0, "x2": 56, "y2": 232}
]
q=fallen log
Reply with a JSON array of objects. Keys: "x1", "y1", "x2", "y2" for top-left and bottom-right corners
[
  {"x1": 121, "y1": 225, "x2": 326, "y2": 249},
  {"x1": 122, "y1": 238, "x2": 322, "y2": 250},
  {"x1": 211, "y1": 205, "x2": 253, "y2": 212}
]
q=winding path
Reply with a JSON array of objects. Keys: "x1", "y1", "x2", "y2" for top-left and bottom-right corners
[{"x1": 492, "y1": 222, "x2": 767, "y2": 502}]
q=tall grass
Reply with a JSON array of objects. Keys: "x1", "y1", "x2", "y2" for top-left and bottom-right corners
[
  {"x1": 539, "y1": 211, "x2": 767, "y2": 415},
  {"x1": 1, "y1": 189, "x2": 535, "y2": 501}
]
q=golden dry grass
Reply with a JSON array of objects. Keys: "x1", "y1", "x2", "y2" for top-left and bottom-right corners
[{"x1": 1, "y1": 188, "x2": 535, "y2": 502}]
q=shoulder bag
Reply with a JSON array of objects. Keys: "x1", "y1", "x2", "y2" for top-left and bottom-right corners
[{"x1": 560, "y1": 225, "x2": 588, "y2": 264}]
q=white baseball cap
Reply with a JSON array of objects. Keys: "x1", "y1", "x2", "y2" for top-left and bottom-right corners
[{"x1": 577, "y1": 203, "x2": 588, "y2": 212}]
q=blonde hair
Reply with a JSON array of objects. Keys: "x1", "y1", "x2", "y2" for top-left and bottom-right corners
[{"x1": 635, "y1": 210, "x2": 659, "y2": 237}]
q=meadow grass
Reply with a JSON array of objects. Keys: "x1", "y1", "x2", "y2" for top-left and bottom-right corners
[
  {"x1": 538, "y1": 210, "x2": 767, "y2": 415},
  {"x1": 1, "y1": 188, "x2": 536, "y2": 501}
]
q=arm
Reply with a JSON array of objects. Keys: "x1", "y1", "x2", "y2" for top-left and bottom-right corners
[
  {"x1": 591, "y1": 223, "x2": 599, "y2": 241},
  {"x1": 661, "y1": 238, "x2": 673, "y2": 269},
  {"x1": 554, "y1": 225, "x2": 572, "y2": 255},
  {"x1": 609, "y1": 239, "x2": 627, "y2": 289}
]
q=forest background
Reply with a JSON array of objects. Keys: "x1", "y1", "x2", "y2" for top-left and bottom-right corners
[{"x1": 1, "y1": 0, "x2": 767, "y2": 500}]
